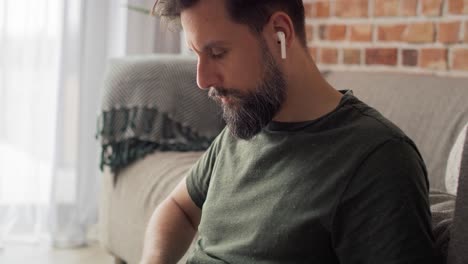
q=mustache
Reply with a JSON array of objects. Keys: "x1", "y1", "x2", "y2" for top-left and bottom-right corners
[{"x1": 208, "y1": 87, "x2": 245, "y2": 99}]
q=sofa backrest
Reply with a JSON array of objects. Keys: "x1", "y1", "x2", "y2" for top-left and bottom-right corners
[{"x1": 326, "y1": 71, "x2": 468, "y2": 192}]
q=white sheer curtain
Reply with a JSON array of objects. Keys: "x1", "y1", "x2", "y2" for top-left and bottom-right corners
[
  {"x1": 0, "y1": 0, "x2": 181, "y2": 249},
  {"x1": 0, "y1": 0, "x2": 63, "y2": 246},
  {"x1": 0, "y1": 0, "x2": 127, "y2": 248}
]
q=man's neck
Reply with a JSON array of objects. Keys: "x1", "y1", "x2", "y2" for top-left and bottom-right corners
[{"x1": 273, "y1": 49, "x2": 343, "y2": 123}]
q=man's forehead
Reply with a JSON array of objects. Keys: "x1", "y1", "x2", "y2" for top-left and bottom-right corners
[
  {"x1": 182, "y1": 18, "x2": 231, "y2": 50},
  {"x1": 180, "y1": 1, "x2": 238, "y2": 51}
]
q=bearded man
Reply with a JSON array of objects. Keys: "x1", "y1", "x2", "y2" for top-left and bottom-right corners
[{"x1": 140, "y1": 1, "x2": 436, "y2": 263}]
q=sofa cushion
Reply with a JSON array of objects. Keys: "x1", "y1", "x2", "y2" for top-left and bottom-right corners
[
  {"x1": 430, "y1": 191, "x2": 455, "y2": 263},
  {"x1": 99, "y1": 151, "x2": 202, "y2": 264},
  {"x1": 446, "y1": 124, "x2": 468, "y2": 195},
  {"x1": 447, "y1": 126, "x2": 468, "y2": 264}
]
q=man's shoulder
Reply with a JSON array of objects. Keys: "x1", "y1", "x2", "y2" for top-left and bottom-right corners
[
  {"x1": 343, "y1": 95, "x2": 409, "y2": 143},
  {"x1": 296, "y1": 92, "x2": 408, "y2": 144},
  {"x1": 321, "y1": 95, "x2": 420, "y2": 166}
]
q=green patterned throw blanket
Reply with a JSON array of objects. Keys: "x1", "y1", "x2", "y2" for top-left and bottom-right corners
[{"x1": 96, "y1": 55, "x2": 225, "y2": 173}]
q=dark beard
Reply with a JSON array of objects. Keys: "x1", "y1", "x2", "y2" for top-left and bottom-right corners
[{"x1": 208, "y1": 39, "x2": 287, "y2": 140}]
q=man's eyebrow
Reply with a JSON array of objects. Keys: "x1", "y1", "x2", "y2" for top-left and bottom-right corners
[{"x1": 189, "y1": 40, "x2": 230, "y2": 53}]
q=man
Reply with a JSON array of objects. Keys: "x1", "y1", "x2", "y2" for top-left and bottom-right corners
[{"x1": 141, "y1": 0, "x2": 436, "y2": 263}]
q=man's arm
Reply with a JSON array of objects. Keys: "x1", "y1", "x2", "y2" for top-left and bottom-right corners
[{"x1": 140, "y1": 177, "x2": 201, "y2": 264}]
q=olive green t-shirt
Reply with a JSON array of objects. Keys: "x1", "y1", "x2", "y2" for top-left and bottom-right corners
[{"x1": 186, "y1": 91, "x2": 435, "y2": 264}]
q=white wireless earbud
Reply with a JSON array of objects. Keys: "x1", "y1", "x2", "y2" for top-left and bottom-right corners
[{"x1": 277, "y1": 31, "x2": 286, "y2": 59}]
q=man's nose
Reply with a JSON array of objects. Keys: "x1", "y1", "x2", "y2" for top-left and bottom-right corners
[{"x1": 196, "y1": 58, "x2": 221, "y2": 90}]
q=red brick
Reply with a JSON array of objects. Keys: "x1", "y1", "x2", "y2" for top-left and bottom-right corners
[
  {"x1": 315, "y1": 1, "x2": 331, "y2": 17},
  {"x1": 452, "y1": 48, "x2": 468, "y2": 70},
  {"x1": 378, "y1": 24, "x2": 407, "y2": 41},
  {"x1": 306, "y1": 1, "x2": 332, "y2": 18},
  {"x1": 319, "y1": 24, "x2": 347, "y2": 41},
  {"x1": 402, "y1": 23, "x2": 435, "y2": 43},
  {"x1": 365, "y1": 48, "x2": 398, "y2": 65},
  {"x1": 402, "y1": 49, "x2": 418, "y2": 66},
  {"x1": 420, "y1": 48, "x2": 447, "y2": 70},
  {"x1": 465, "y1": 21, "x2": 468, "y2": 43},
  {"x1": 336, "y1": 0, "x2": 369, "y2": 17},
  {"x1": 375, "y1": 0, "x2": 400, "y2": 16},
  {"x1": 400, "y1": 0, "x2": 418, "y2": 16},
  {"x1": 309, "y1": 47, "x2": 318, "y2": 61},
  {"x1": 438, "y1": 22, "x2": 461, "y2": 43},
  {"x1": 343, "y1": 49, "x2": 361, "y2": 65},
  {"x1": 327, "y1": 25, "x2": 347, "y2": 41},
  {"x1": 304, "y1": 3, "x2": 314, "y2": 18},
  {"x1": 349, "y1": 24, "x2": 373, "y2": 42},
  {"x1": 320, "y1": 48, "x2": 338, "y2": 64},
  {"x1": 448, "y1": 0, "x2": 468, "y2": 14},
  {"x1": 422, "y1": 0, "x2": 443, "y2": 16},
  {"x1": 306, "y1": 25, "x2": 314, "y2": 43}
]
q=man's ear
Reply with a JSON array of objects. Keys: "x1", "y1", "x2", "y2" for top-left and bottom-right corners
[
  {"x1": 265, "y1": 12, "x2": 294, "y2": 49},
  {"x1": 262, "y1": 11, "x2": 294, "y2": 60}
]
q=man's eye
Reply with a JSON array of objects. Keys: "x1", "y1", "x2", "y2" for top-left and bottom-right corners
[{"x1": 211, "y1": 48, "x2": 226, "y2": 59}]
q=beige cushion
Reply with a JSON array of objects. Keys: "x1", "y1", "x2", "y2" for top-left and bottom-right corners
[
  {"x1": 99, "y1": 151, "x2": 203, "y2": 264},
  {"x1": 446, "y1": 124, "x2": 468, "y2": 195}
]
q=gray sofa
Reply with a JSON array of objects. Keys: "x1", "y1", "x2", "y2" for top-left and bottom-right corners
[{"x1": 98, "y1": 55, "x2": 468, "y2": 264}]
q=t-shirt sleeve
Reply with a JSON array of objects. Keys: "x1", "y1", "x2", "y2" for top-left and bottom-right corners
[
  {"x1": 186, "y1": 128, "x2": 226, "y2": 209},
  {"x1": 333, "y1": 137, "x2": 437, "y2": 264}
]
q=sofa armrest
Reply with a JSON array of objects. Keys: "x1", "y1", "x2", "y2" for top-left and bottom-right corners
[{"x1": 99, "y1": 151, "x2": 203, "y2": 264}]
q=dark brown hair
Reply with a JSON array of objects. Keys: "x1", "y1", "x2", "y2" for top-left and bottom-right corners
[{"x1": 152, "y1": 0, "x2": 307, "y2": 47}]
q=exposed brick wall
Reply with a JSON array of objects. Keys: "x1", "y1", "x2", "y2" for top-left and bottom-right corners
[{"x1": 304, "y1": 0, "x2": 468, "y2": 76}]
